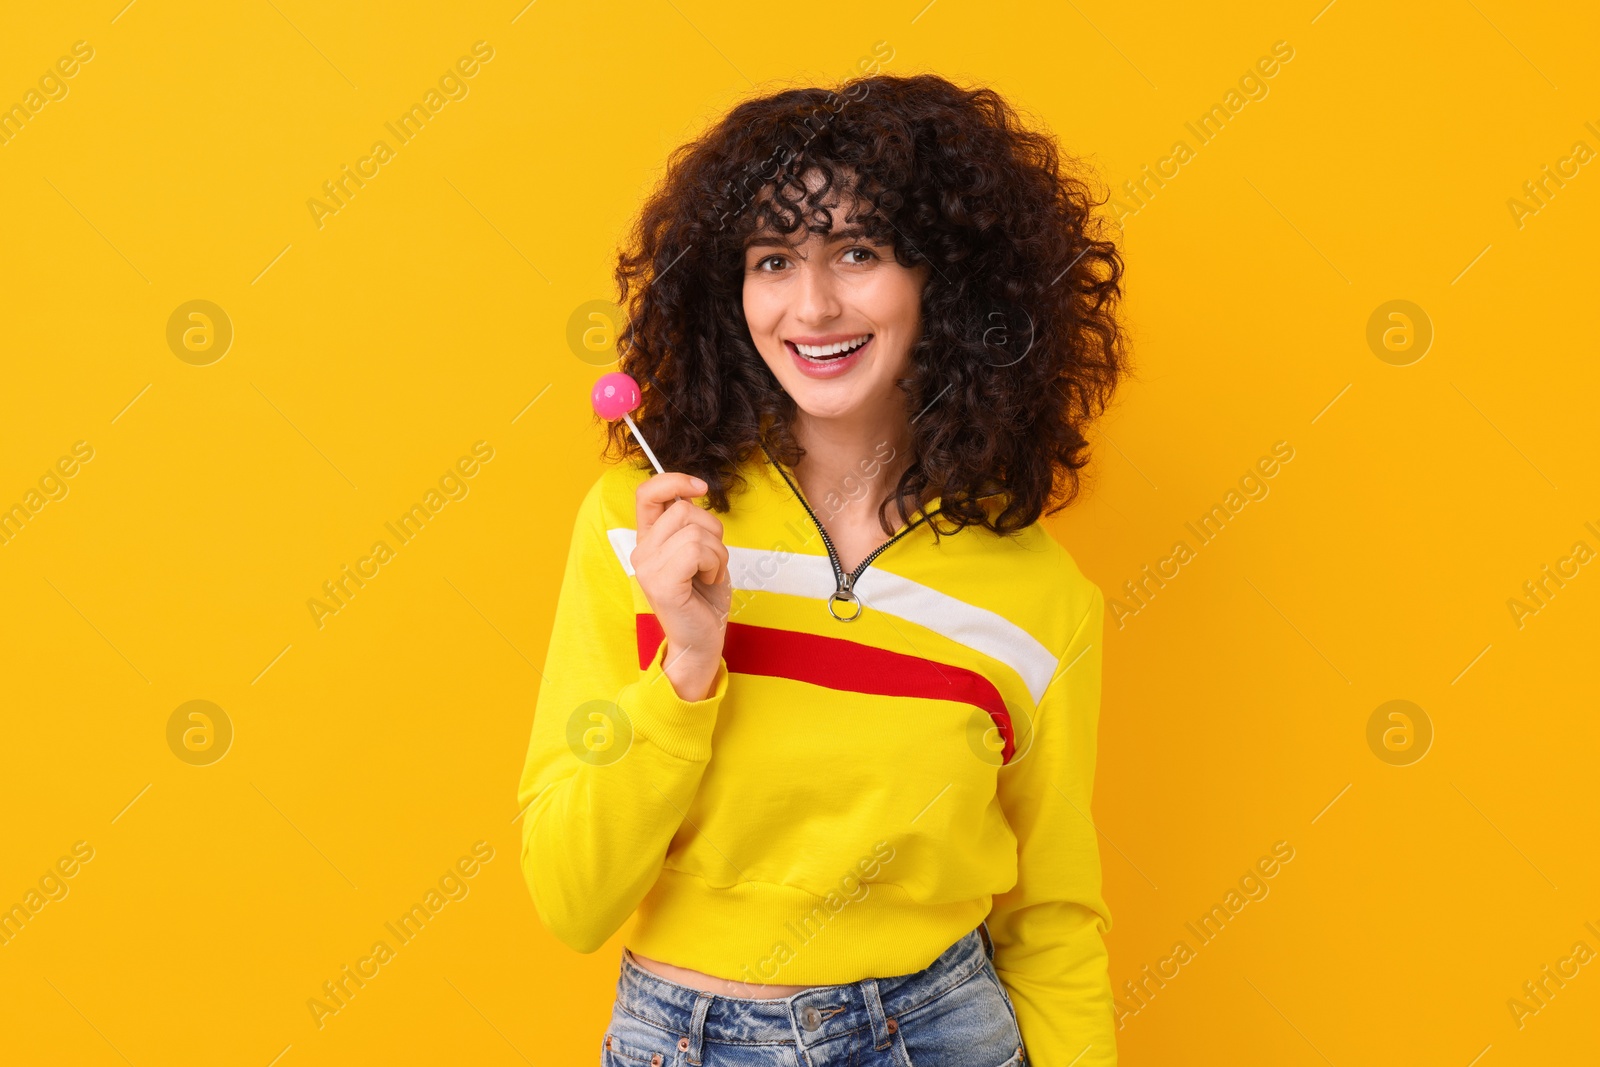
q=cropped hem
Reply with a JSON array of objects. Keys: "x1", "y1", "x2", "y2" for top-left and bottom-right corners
[{"x1": 627, "y1": 866, "x2": 991, "y2": 985}]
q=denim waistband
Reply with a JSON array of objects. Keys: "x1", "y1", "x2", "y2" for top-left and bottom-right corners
[{"x1": 613, "y1": 922, "x2": 995, "y2": 1054}]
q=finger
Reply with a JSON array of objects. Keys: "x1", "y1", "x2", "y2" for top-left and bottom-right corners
[
  {"x1": 671, "y1": 525, "x2": 729, "y2": 584},
  {"x1": 699, "y1": 553, "x2": 730, "y2": 588},
  {"x1": 633, "y1": 512, "x2": 717, "y2": 584},
  {"x1": 636, "y1": 525, "x2": 714, "y2": 590},
  {"x1": 636, "y1": 497, "x2": 724, "y2": 555},
  {"x1": 694, "y1": 568, "x2": 733, "y2": 625},
  {"x1": 636, "y1": 473, "x2": 708, "y2": 537},
  {"x1": 662, "y1": 529, "x2": 727, "y2": 589}
]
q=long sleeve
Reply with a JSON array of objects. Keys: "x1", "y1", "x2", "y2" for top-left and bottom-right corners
[
  {"x1": 516, "y1": 472, "x2": 730, "y2": 954},
  {"x1": 987, "y1": 581, "x2": 1117, "y2": 1066}
]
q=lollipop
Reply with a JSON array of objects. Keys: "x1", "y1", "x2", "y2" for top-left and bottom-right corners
[
  {"x1": 593, "y1": 372, "x2": 723, "y2": 610},
  {"x1": 591, "y1": 371, "x2": 665, "y2": 475}
]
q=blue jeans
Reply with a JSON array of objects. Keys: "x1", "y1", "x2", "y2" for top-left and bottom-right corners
[{"x1": 601, "y1": 922, "x2": 1027, "y2": 1066}]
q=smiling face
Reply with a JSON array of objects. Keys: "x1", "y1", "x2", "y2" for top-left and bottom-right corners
[{"x1": 741, "y1": 174, "x2": 931, "y2": 429}]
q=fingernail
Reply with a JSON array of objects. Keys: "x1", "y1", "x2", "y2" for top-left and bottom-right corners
[{"x1": 692, "y1": 478, "x2": 707, "y2": 492}]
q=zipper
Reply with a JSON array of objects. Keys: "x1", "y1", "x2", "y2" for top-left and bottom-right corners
[{"x1": 760, "y1": 442, "x2": 937, "y2": 622}]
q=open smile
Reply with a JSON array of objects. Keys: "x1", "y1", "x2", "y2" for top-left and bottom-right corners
[{"x1": 785, "y1": 334, "x2": 874, "y2": 379}]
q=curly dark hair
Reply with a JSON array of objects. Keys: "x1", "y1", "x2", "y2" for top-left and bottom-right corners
[{"x1": 603, "y1": 71, "x2": 1129, "y2": 537}]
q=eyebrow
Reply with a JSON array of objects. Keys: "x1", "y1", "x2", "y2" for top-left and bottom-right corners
[{"x1": 744, "y1": 225, "x2": 881, "y2": 250}]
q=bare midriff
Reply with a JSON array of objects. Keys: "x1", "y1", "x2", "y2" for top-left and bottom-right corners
[{"x1": 625, "y1": 947, "x2": 819, "y2": 999}]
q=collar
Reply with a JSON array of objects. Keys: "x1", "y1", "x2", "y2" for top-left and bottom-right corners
[{"x1": 754, "y1": 439, "x2": 943, "y2": 533}]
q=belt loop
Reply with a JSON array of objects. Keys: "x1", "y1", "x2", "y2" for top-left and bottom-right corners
[
  {"x1": 861, "y1": 976, "x2": 893, "y2": 1051},
  {"x1": 683, "y1": 991, "x2": 713, "y2": 1065},
  {"x1": 978, "y1": 920, "x2": 996, "y2": 962}
]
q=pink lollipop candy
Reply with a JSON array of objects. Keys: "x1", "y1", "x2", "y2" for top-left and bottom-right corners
[
  {"x1": 591, "y1": 371, "x2": 640, "y2": 420},
  {"x1": 591, "y1": 371, "x2": 665, "y2": 474}
]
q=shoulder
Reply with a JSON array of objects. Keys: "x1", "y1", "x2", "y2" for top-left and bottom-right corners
[
  {"x1": 941, "y1": 512, "x2": 1104, "y2": 659},
  {"x1": 1014, "y1": 521, "x2": 1105, "y2": 650},
  {"x1": 1038, "y1": 525, "x2": 1106, "y2": 648}
]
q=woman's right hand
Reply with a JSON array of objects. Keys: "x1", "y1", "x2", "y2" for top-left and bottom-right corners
[{"x1": 631, "y1": 472, "x2": 731, "y2": 701}]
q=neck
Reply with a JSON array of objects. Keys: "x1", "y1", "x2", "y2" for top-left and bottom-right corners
[{"x1": 790, "y1": 407, "x2": 917, "y2": 531}]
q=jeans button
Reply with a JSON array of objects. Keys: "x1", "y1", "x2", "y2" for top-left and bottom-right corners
[{"x1": 800, "y1": 1005, "x2": 822, "y2": 1030}]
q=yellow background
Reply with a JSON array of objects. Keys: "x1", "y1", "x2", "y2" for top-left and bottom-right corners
[{"x1": 2, "y1": 0, "x2": 1596, "y2": 1063}]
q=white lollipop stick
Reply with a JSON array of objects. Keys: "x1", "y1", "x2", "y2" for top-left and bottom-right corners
[{"x1": 622, "y1": 411, "x2": 666, "y2": 475}]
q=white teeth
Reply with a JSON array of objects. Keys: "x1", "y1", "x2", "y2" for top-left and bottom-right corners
[{"x1": 795, "y1": 335, "x2": 870, "y2": 358}]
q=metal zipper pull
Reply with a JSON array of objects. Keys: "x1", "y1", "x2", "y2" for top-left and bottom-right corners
[
  {"x1": 828, "y1": 576, "x2": 863, "y2": 622},
  {"x1": 760, "y1": 441, "x2": 932, "y2": 624}
]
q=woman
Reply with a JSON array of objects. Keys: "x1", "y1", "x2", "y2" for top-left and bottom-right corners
[{"x1": 518, "y1": 72, "x2": 1128, "y2": 1066}]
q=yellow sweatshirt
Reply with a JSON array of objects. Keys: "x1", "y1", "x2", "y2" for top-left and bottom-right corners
[{"x1": 517, "y1": 448, "x2": 1116, "y2": 1065}]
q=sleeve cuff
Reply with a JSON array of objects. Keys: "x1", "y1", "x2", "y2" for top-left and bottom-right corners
[{"x1": 622, "y1": 638, "x2": 729, "y2": 762}]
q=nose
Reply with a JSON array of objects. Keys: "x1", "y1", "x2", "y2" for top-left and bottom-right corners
[{"x1": 792, "y1": 255, "x2": 842, "y2": 327}]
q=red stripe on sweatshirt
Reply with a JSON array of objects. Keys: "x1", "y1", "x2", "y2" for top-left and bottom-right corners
[{"x1": 636, "y1": 614, "x2": 1015, "y2": 763}]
